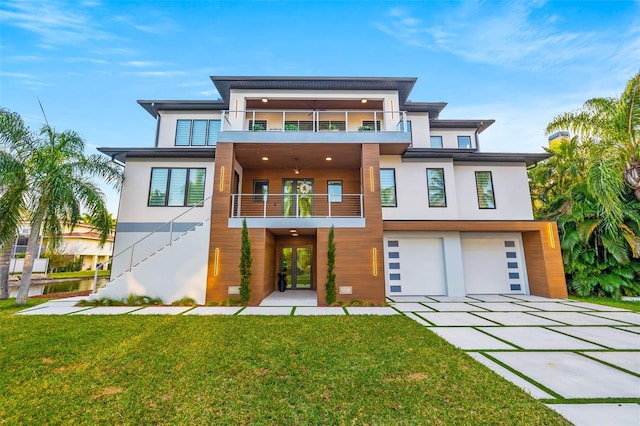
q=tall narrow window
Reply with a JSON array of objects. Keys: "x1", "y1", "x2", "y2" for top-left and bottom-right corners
[
  {"x1": 430, "y1": 136, "x2": 443, "y2": 148},
  {"x1": 187, "y1": 169, "x2": 206, "y2": 206},
  {"x1": 380, "y1": 169, "x2": 397, "y2": 207},
  {"x1": 475, "y1": 171, "x2": 496, "y2": 209},
  {"x1": 175, "y1": 120, "x2": 191, "y2": 146},
  {"x1": 328, "y1": 180, "x2": 343, "y2": 202},
  {"x1": 426, "y1": 168, "x2": 446, "y2": 207},
  {"x1": 149, "y1": 168, "x2": 169, "y2": 206},
  {"x1": 253, "y1": 180, "x2": 269, "y2": 202},
  {"x1": 458, "y1": 135, "x2": 472, "y2": 149},
  {"x1": 190, "y1": 120, "x2": 208, "y2": 146},
  {"x1": 207, "y1": 120, "x2": 221, "y2": 146}
]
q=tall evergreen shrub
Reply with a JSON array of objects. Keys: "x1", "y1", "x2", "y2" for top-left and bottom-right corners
[
  {"x1": 239, "y1": 218, "x2": 252, "y2": 304},
  {"x1": 325, "y1": 226, "x2": 336, "y2": 305}
]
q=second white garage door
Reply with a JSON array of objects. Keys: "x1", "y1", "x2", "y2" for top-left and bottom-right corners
[
  {"x1": 385, "y1": 238, "x2": 446, "y2": 296},
  {"x1": 461, "y1": 236, "x2": 526, "y2": 294}
]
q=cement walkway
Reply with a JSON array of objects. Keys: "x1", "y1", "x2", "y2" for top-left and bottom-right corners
[{"x1": 16, "y1": 293, "x2": 640, "y2": 425}]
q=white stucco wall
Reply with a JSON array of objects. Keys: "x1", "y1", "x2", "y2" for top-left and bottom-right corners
[
  {"x1": 380, "y1": 156, "x2": 534, "y2": 220},
  {"x1": 157, "y1": 111, "x2": 222, "y2": 148},
  {"x1": 380, "y1": 155, "x2": 459, "y2": 220},
  {"x1": 454, "y1": 163, "x2": 534, "y2": 220},
  {"x1": 429, "y1": 128, "x2": 477, "y2": 149},
  {"x1": 405, "y1": 113, "x2": 430, "y2": 148}
]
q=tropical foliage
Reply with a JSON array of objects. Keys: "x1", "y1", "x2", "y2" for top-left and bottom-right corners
[
  {"x1": 0, "y1": 109, "x2": 122, "y2": 304},
  {"x1": 529, "y1": 72, "x2": 640, "y2": 297}
]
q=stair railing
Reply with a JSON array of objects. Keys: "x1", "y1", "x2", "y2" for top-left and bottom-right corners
[{"x1": 91, "y1": 196, "x2": 212, "y2": 293}]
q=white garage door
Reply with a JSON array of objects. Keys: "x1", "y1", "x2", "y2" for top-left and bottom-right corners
[
  {"x1": 385, "y1": 238, "x2": 446, "y2": 296},
  {"x1": 462, "y1": 237, "x2": 526, "y2": 294}
]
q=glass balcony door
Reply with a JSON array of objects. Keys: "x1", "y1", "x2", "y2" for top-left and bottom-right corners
[{"x1": 283, "y1": 178, "x2": 313, "y2": 217}]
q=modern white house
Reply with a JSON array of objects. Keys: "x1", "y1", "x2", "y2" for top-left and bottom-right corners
[{"x1": 95, "y1": 76, "x2": 566, "y2": 305}]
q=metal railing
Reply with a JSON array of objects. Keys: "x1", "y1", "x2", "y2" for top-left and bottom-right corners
[
  {"x1": 231, "y1": 193, "x2": 363, "y2": 219},
  {"x1": 91, "y1": 196, "x2": 212, "y2": 293},
  {"x1": 221, "y1": 109, "x2": 408, "y2": 133}
]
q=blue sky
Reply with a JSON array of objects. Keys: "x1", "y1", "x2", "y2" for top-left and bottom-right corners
[{"x1": 1, "y1": 0, "x2": 639, "y2": 214}]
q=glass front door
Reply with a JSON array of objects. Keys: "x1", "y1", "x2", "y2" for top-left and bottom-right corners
[
  {"x1": 280, "y1": 247, "x2": 312, "y2": 289},
  {"x1": 283, "y1": 179, "x2": 313, "y2": 217}
]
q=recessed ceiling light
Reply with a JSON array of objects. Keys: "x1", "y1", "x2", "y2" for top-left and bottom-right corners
[
  {"x1": 289, "y1": 229, "x2": 297, "y2": 233},
  {"x1": 325, "y1": 156, "x2": 332, "y2": 161},
  {"x1": 361, "y1": 99, "x2": 367, "y2": 103},
  {"x1": 262, "y1": 156, "x2": 269, "y2": 161},
  {"x1": 261, "y1": 98, "x2": 268, "y2": 103},
  {"x1": 292, "y1": 233, "x2": 298, "y2": 237}
]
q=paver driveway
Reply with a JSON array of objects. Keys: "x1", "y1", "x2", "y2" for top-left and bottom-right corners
[{"x1": 389, "y1": 294, "x2": 640, "y2": 426}]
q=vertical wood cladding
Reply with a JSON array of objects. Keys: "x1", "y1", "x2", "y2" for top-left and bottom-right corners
[{"x1": 522, "y1": 223, "x2": 567, "y2": 298}]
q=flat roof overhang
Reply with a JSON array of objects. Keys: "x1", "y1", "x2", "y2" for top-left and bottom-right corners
[
  {"x1": 402, "y1": 148, "x2": 551, "y2": 166},
  {"x1": 97, "y1": 147, "x2": 216, "y2": 164}
]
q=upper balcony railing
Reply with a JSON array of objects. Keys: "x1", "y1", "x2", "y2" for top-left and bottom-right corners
[
  {"x1": 221, "y1": 110, "x2": 408, "y2": 133},
  {"x1": 231, "y1": 193, "x2": 363, "y2": 219}
]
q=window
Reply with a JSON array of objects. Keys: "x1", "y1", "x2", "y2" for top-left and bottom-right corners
[
  {"x1": 458, "y1": 135, "x2": 472, "y2": 149},
  {"x1": 430, "y1": 136, "x2": 443, "y2": 148},
  {"x1": 426, "y1": 168, "x2": 446, "y2": 207},
  {"x1": 175, "y1": 119, "x2": 221, "y2": 146},
  {"x1": 148, "y1": 168, "x2": 206, "y2": 207},
  {"x1": 362, "y1": 120, "x2": 381, "y2": 131},
  {"x1": 475, "y1": 171, "x2": 496, "y2": 209},
  {"x1": 318, "y1": 120, "x2": 346, "y2": 131},
  {"x1": 380, "y1": 169, "x2": 397, "y2": 207},
  {"x1": 249, "y1": 120, "x2": 267, "y2": 131},
  {"x1": 253, "y1": 180, "x2": 269, "y2": 202},
  {"x1": 328, "y1": 180, "x2": 343, "y2": 202}
]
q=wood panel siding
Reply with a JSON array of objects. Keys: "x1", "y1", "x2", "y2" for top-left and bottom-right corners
[{"x1": 384, "y1": 220, "x2": 567, "y2": 298}]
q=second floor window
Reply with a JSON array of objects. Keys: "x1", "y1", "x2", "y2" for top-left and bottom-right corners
[
  {"x1": 175, "y1": 119, "x2": 220, "y2": 146},
  {"x1": 148, "y1": 168, "x2": 206, "y2": 207},
  {"x1": 430, "y1": 136, "x2": 443, "y2": 148},
  {"x1": 426, "y1": 168, "x2": 446, "y2": 207},
  {"x1": 380, "y1": 169, "x2": 397, "y2": 207},
  {"x1": 475, "y1": 171, "x2": 496, "y2": 209},
  {"x1": 328, "y1": 180, "x2": 343, "y2": 202},
  {"x1": 458, "y1": 135, "x2": 472, "y2": 149}
]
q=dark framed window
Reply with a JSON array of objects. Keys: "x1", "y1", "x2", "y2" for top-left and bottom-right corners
[
  {"x1": 362, "y1": 120, "x2": 381, "y2": 131},
  {"x1": 328, "y1": 180, "x2": 343, "y2": 202},
  {"x1": 430, "y1": 135, "x2": 443, "y2": 148},
  {"x1": 475, "y1": 171, "x2": 496, "y2": 209},
  {"x1": 249, "y1": 120, "x2": 267, "y2": 131},
  {"x1": 458, "y1": 135, "x2": 472, "y2": 149},
  {"x1": 253, "y1": 180, "x2": 269, "y2": 202},
  {"x1": 175, "y1": 119, "x2": 221, "y2": 146},
  {"x1": 148, "y1": 168, "x2": 206, "y2": 207},
  {"x1": 380, "y1": 168, "x2": 397, "y2": 207},
  {"x1": 426, "y1": 168, "x2": 446, "y2": 207}
]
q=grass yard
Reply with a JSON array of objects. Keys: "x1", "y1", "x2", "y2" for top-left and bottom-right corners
[
  {"x1": 570, "y1": 295, "x2": 640, "y2": 312},
  {"x1": 0, "y1": 300, "x2": 568, "y2": 425}
]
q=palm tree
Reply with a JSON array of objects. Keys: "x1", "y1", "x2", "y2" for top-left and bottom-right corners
[
  {"x1": 0, "y1": 109, "x2": 122, "y2": 304},
  {"x1": 547, "y1": 72, "x2": 640, "y2": 206}
]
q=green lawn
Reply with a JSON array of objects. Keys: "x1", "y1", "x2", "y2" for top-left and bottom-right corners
[
  {"x1": 0, "y1": 300, "x2": 568, "y2": 425},
  {"x1": 46, "y1": 270, "x2": 111, "y2": 279},
  {"x1": 570, "y1": 295, "x2": 640, "y2": 312}
]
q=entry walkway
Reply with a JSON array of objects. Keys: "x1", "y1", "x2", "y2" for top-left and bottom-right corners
[
  {"x1": 16, "y1": 293, "x2": 640, "y2": 425},
  {"x1": 387, "y1": 294, "x2": 640, "y2": 426}
]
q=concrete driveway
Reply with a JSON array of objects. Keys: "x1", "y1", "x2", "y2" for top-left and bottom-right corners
[{"x1": 388, "y1": 294, "x2": 640, "y2": 426}]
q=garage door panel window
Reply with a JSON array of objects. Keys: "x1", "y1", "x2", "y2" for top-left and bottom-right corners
[
  {"x1": 426, "y1": 168, "x2": 446, "y2": 207},
  {"x1": 380, "y1": 169, "x2": 397, "y2": 207},
  {"x1": 475, "y1": 171, "x2": 496, "y2": 209}
]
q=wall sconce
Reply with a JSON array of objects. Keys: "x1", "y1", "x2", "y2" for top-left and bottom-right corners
[
  {"x1": 213, "y1": 248, "x2": 220, "y2": 276},
  {"x1": 219, "y1": 166, "x2": 225, "y2": 192},
  {"x1": 369, "y1": 166, "x2": 375, "y2": 192},
  {"x1": 547, "y1": 223, "x2": 556, "y2": 249},
  {"x1": 372, "y1": 248, "x2": 378, "y2": 276}
]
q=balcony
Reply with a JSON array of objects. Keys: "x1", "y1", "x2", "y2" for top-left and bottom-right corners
[
  {"x1": 228, "y1": 193, "x2": 365, "y2": 228},
  {"x1": 217, "y1": 110, "x2": 411, "y2": 147}
]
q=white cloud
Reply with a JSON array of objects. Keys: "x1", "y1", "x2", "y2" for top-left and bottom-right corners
[
  {"x1": 120, "y1": 61, "x2": 166, "y2": 68},
  {"x1": 375, "y1": 2, "x2": 640, "y2": 73},
  {"x1": 122, "y1": 71, "x2": 188, "y2": 78}
]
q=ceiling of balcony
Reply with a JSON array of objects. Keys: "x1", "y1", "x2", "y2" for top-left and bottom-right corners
[
  {"x1": 244, "y1": 99, "x2": 384, "y2": 110},
  {"x1": 234, "y1": 143, "x2": 362, "y2": 170}
]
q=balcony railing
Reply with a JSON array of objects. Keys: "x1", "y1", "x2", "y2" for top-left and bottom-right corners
[
  {"x1": 231, "y1": 193, "x2": 363, "y2": 218},
  {"x1": 221, "y1": 110, "x2": 408, "y2": 133}
]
